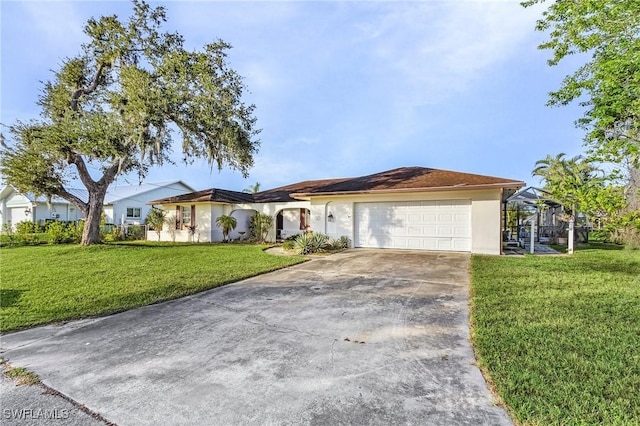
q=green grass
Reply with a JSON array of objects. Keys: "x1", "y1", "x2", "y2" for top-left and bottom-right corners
[
  {"x1": 0, "y1": 242, "x2": 305, "y2": 332},
  {"x1": 471, "y1": 244, "x2": 640, "y2": 425}
]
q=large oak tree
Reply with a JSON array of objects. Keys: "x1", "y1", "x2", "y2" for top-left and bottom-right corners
[{"x1": 1, "y1": 1, "x2": 260, "y2": 244}]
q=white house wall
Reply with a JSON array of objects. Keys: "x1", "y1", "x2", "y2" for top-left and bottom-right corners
[
  {"x1": 233, "y1": 201, "x2": 310, "y2": 241},
  {"x1": 229, "y1": 209, "x2": 255, "y2": 240},
  {"x1": 150, "y1": 203, "x2": 221, "y2": 243},
  {"x1": 322, "y1": 201, "x2": 352, "y2": 239},
  {"x1": 151, "y1": 201, "x2": 312, "y2": 243},
  {"x1": 103, "y1": 206, "x2": 115, "y2": 224},
  {"x1": 111, "y1": 182, "x2": 193, "y2": 225},
  {"x1": 33, "y1": 202, "x2": 78, "y2": 224},
  {"x1": 147, "y1": 190, "x2": 503, "y2": 254}
]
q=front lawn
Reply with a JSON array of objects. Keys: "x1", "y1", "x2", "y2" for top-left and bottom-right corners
[
  {"x1": 0, "y1": 242, "x2": 305, "y2": 332},
  {"x1": 471, "y1": 244, "x2": 640, "y2": 425}
]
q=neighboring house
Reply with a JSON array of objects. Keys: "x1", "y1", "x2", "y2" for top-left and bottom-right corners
[
  {"x1": 0, "y1": 180, "x2": 194, "y2": 229},
  {"x1": 101, "y1": 180, "x2": 195, "y2": 225},
  {"x1": 0, "y1": 187, "x2": 85, "y2": 227},
  {"x1": 148, "y1": 167, "x2": 524, "y2": 254}
]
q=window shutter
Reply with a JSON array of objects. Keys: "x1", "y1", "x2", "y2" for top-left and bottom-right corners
[
  {"x1": 176, "y1": 206, "x2": 181, "y2": 230},
  {"x1": 300, "y1": 208, "x2": 307, "y2": 230},
  {"x1": 191, "y1": 205, "x2": 196, "y2": 227}
]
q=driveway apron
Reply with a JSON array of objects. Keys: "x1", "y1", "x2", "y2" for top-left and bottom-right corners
[{"x1": 1, "y1": 249, "x2": 512, "y2": 425}]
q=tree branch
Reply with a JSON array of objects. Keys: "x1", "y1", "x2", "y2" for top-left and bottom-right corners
[
  {"x1": 98, "y1": 157, "x2": 127, "y2": 187},
  {"x1": 56, "y1": 187, "x2": 89, "y2": 215},
  {"x1": 70, "y1": 63, "x2": 106, "y2": 112},
  {"x1": 70, "y1": 153, "x2": 98, "y2": 191}
]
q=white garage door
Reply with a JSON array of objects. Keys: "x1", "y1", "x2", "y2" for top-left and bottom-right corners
[
  {"x1": 354, "y1": 200, "x2": 471, "y2": 251},
  {"x1": 9, "y1": 207, "x2": 29, "y2": 227}
]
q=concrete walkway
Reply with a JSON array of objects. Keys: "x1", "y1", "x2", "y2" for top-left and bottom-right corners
[{"x1": 1, "y1": 249, "x2": 512, "y2": 425}]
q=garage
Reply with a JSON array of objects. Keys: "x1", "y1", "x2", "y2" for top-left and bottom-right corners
[
  {"x1": 9, "y1": 207, "x2": 29, "y2": 227},
  {"x1": 354, "y1": 200, "x2": 471, "y2": 251}
]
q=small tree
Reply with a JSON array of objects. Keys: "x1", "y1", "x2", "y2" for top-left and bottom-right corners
[
  {"x1": 164, "y1": 216, "x2": 176, "y2": 243},
  {"x1": 145, "y1": 208, "x2": 167, "y2": 241},
  {"x1": 249, "y1": 212, "x2": 273, "y2": 242},
  {"x1": 215, "y1": 215, "x2": 237, "y2": 242}
]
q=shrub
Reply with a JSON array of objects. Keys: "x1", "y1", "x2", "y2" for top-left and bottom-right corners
[
  {"x1": 282, "y1": 240, "x2": 295, "y2": 250},
  {"x1": 250, "y1": 212, "x2": 273, "y2": 242},
  {"x1": 126, "y1": 225, "x2": 146, "y2": 241},
  {"x1": 46, "y1": 221, "x2": 68, "y2": 244},
  {"x1": 331, "y1": 235, "x2": 351, "y2": 250},
  {"x1": 293, "y1": 232, "x2": 330, "y2": 255},
  {"x1": 15, "y1": 221, "x2": 40, "y2": 245},
  {"x1": 103, "y1": 226, "x2": 124, "y2": 242},
  {"x1": 69, "y1": 221, "x2": 84, "y2": 243},
  {"x1": 1, "y1": 223, "x2": 17, "y2": 246}
]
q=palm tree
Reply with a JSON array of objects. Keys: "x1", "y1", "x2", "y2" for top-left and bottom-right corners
[
  {"x1": 243, "y1": 182, "x2": 261, "y2": 194},
  {"x1": 215, "y1": 215, "x2": 237, "y2": 242},
  {"x1": 532, "y1": 153, "x2": 603, "y2": 219},
  {"x1": 145, "y1": 208, "x2": 168, "y2": 241}
]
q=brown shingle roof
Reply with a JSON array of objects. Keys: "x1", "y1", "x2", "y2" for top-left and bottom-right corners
[
  {"x1": 257, "y1": 167, "x2": 524, "y2": 201},
  {"x1": 148, "y1": 188, "x2": 254, "y2": 205},
  {"x1": 149, "y1": 167, "x2": 524, "y2": 205}
]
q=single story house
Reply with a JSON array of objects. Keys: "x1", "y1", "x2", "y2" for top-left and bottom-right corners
[
  {"x1": 0, "y1": 180, "x2": 194, "y2": 228},
  {"x1": 148, "y1": 167, "x2": 524, "y2": 254}
]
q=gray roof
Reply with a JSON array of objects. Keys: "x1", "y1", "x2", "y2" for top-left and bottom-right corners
[{"x1": 3, "y1": 180, "x2": 194, "y2": 205}]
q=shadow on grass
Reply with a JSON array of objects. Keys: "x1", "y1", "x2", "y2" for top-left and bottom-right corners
[
  {"x1": 109, "y1": 241, "x2": 265, "y2": 249},
  {"x1": 578, "y1": 242, "x2": 625, "y2": 251},
  {"x1": 0, "y1": 289, "x2": 25, "y2": 308}
]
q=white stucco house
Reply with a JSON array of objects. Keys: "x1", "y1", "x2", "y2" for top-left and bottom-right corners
[
  {"x1": 148, "y1": 167, "x2": 525, "y2": 254},
  {"x1": 0, "y1": 180, "x2": 194, "y2": 228}
]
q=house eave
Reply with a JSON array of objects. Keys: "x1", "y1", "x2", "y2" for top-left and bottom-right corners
[{"x1": 289, "y1": 181, "x2": 526, "y2": 200}]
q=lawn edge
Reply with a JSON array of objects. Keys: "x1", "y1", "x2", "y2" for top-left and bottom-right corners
[{"x1": 467, "y1": 255, "x2": 521, "y2": 426}]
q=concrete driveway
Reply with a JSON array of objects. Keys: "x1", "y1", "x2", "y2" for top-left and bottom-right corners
[{"x1": 1, "y1": 249, "x2": 512, "y2": 425}]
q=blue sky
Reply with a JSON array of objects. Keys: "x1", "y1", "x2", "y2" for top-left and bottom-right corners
[{"x1": 1, "y1": 0, "x2": 587, "y2": 192}]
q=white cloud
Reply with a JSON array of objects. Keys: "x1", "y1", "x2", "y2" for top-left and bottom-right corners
[{"x1": 357, "y1": 1, "x2": 543, "y2": 106}]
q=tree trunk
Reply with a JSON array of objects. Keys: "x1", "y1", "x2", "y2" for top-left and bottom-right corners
[
  {"x1": 81, "y1": 184, "x2": 108, "y2": 245},
  {"x1": 625, "y1": 165, "x2": 640, "y2": 212}
]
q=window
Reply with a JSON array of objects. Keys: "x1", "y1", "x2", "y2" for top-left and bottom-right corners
[
  {"x1": 126, "y1": 207, "x2": 142, "y2": 219},
  {"x1": 176, "y1": 205, "x2": 195, "y2": 229},
  {"x1": 299, "y1": 208, "x2": 310, "y2": 230},
  {"x1": 181, "y1": 206, "x2": 191, "y2": 225}
]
